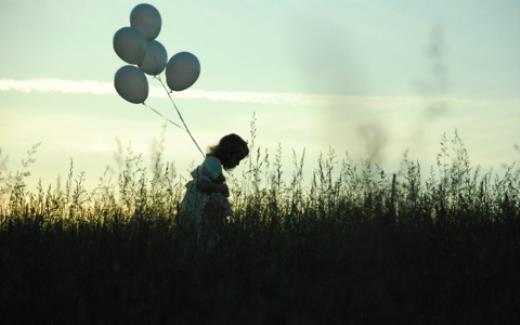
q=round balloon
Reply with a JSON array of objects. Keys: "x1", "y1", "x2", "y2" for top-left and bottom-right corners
[
  {"x1": 114, "y1": 65, "x2": 149, "y2": 104},
  {"x1": 165, "y1": 52, "x2": 201, "y2": 91},
  {"x1": 139, "y1": 40, "x2": 167, "y2": 76},
  {"x1": 130, "y1": 3, "x2": 161, "y2": 40},
  {"x1": 113, "y1": 27, "x2": 146, "y2": 65}
]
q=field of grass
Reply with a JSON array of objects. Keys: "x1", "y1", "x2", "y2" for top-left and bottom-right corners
[{"x1": 1, "y1": 127, "x2": 519, "y2": 324}]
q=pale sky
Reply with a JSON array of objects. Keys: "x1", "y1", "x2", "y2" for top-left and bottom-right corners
[{"x1": 1, "y1": 0, "x2": 519, "y2": 189}]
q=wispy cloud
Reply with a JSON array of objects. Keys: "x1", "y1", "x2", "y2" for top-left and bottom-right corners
[
  {"x1": 0, "y1": 78, "x2": 308, "y2": 105},
  {"x1": 0, "y1": 79, "x2": 114, "y2": 95},
  {"x1": 1, "y1": 78, "x2": 520, "y2": 109}
]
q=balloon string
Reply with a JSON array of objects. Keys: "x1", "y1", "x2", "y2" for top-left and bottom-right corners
[
  {"x1": 142, "y1": 103, "x2": 184, "y2": 130},
  {"x1": 155, "y1": 76, "x2": 206, "y2": 158}
]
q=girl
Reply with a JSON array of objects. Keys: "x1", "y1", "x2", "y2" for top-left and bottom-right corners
[{"x1": 179, "y1": 133, "x2": 249, "y2": 241}]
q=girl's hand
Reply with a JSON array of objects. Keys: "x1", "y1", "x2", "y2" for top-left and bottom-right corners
[
  {"x1": 197, "y1": 180, "x2": 229, "y2": 197},
  {"x1": 220, "y1": 184, "x2": 230, "y2": 197}
]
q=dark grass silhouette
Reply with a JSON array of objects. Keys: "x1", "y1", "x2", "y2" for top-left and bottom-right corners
[{"x1": 0, "y1": 127, "x2": 519, "y2": 324}]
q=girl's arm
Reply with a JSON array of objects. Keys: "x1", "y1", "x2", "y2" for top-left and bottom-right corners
[
  {"x1": 197, "y1": 180, "x2": 229, "y2": 197},
  {"x1": 215, "y1": 173, "x2": 226, "y2": 183}
]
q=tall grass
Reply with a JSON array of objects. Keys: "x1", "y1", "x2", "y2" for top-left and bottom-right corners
[{"x1": 0, "y1": 124, "x2": 519, "y2": 324}]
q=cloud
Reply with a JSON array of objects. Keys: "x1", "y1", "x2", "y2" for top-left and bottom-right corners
[
  {"x1": 1, "y1": 78, "x2": 519, "y2": 110},
  {"x1": 0, "y1": 78, "x2": 114, "y2": 95}
]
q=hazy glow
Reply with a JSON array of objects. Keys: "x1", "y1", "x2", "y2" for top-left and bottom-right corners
[{"x1": 1, "y1": 0, "x2": 519, "y2": 190}]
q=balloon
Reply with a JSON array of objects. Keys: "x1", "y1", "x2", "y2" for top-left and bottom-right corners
[
  {"x1": 139, "y1": 40, "x2": 167, "y2": 76},
  {"x1": 165, "y1": 52, "x2": 201, "y2": 91},
  {"x1": 114, "y1": 65, "x2": 149, "y2": 104},
  {"x1": 130, "y1": 3, "x2": 161, "y2": 40},
  {"x1": 113, "y1": 27, "x2": 146, "y2": 65}
]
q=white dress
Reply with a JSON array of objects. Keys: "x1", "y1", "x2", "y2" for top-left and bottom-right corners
[{"x1": 179, "y1": 156, "x2": 231, "y2": 232}]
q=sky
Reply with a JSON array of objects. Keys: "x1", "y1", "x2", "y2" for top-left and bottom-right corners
[{"x1": 1, "y1": 0, "x2": 519, "y2": 190}]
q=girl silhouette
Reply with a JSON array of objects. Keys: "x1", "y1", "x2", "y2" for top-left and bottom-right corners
[{"x1": 179, "y1": 133, "x2": 249, "y2": 244}]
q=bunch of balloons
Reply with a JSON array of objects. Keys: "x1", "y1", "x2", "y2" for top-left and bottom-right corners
[
  {"x1": 113, "y1": 3, "x2": 201, "y2": 104},
  {"x1": 113, "y1": 3, "x2": 205, "y2": 157}
]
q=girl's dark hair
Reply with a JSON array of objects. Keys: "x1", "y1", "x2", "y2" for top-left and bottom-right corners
[{"x1": 207, "y1": 133, "x2": 249, "y2": 169}]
